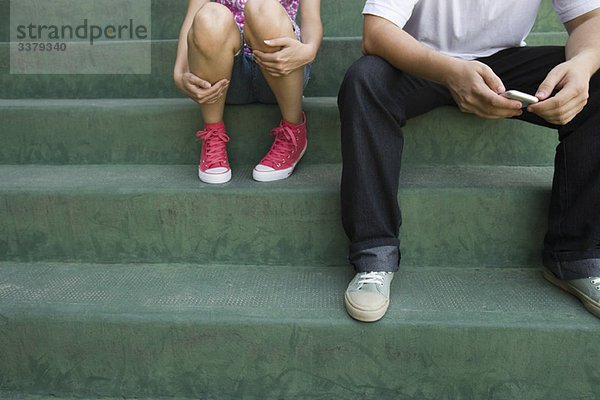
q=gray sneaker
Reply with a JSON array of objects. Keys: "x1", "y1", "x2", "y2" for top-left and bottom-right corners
[
  {"x1": 544, "y1": 269, "x2": 600, "y2": 318},
  {"x1": 344, "y1": 271, "x2": 394, "y2": 322}
]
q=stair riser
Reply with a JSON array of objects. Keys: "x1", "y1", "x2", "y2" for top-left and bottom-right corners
[
  {"x1": 0, "y1": 317, "x2": 595, "y2": 399},
  {"x1": 0, "y1": 186, "x2": 550, "y2": 267},
  {"x1": 0, "y1": 100, "x2": 342, "y2": 166},
  {"x1": 0, "y1": 33, "x2": 567, "y2": 99},
  {"x1": 1, "y1": 0, "x2": 365, "y2": 42},
  {"x1": 0, "y1": 0, "x2": 563, "y2": 42},
  {"x1": 0, "y1": 38, "x2": 362, "y2": 98},
  {"x1": 0, "y1": 102, "x2": 557, "y2": 166}
]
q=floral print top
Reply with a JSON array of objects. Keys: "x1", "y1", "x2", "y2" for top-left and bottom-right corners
[{"x1": 214, "y1": 0, "x2": 301, "y2": 53}]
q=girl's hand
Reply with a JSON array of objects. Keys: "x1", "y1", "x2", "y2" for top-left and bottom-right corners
[
  {"x1": 252, "y1": 37, "x2": 315, "y2": 77},
  {"x1": 175, "y1": 72, "x2": 229, "y2": 104}
]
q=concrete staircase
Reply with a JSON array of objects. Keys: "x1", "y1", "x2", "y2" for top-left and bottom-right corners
[{"x1": 1, "y1": 0, "x2": 598, "y2": 399}]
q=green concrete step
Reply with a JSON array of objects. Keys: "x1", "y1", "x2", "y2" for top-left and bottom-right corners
[
  {"x1": 0, "y1": 37, "x2": 361, "y2": 98},
  {"x1": 0, "y1": 261, "x2": 597, "y2": 399},
  {"x1": 0, "y1": 98, "x2": 558, "y2": 166},
  {"x1": 0, "y1": 0, "x2": 365, "y2": 41},
  {"x1": 149, "y1": 0, "x2": 370, "y2": 38},
  {"x1": 0, "y1": 33, "x2": 567, "y2": 99},
  {"x1": 0, "y1": 0, "x2": 563, "y2": 42},
  {"x1": 0, "y1": 164, "x2": 553, "y2": 267}
]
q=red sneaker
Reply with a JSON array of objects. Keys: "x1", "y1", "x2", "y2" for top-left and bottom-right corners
[
  {"x1": 253, "y1": 113, "x2": 307, "y2": 182},
  {"x1": 196, "y1": 122, "x2": 231, "y2": 184}
]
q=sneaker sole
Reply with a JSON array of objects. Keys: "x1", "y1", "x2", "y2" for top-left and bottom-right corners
[
  {"x1": 543, "y1": 269, "x2": 600, "y2": 318},
  {"x1": 198, "y1": 168, "x2": 232, "y2": 184},
  {"x1": 344, "y1": 292, "x2": 389, "y2": 322},
  {"x1": 252, "y1": 145, "x2": 307, "y2": 182}
]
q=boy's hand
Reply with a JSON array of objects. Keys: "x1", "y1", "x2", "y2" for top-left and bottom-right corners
[
  {"x1": 527, "y1": 60, "x2": 590, "y2": 125},
  {"x1": 444, "y1": 59, "x2": 523, "y2": 119}
]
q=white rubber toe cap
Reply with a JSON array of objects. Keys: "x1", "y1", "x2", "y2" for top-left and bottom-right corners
[{"x1": 199, "y1": 167, "x2": 231, "y2": 184}]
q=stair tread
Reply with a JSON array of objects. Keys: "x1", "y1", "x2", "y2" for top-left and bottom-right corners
[
  {"x1": 0, "y1": 261, "x2": 595, "y2": 328},
  {"x1": 0, "y1": 32, "x2": 568, "y2": 99},
  {"x1": 2, "y1": 261, "x2": 599, "y2": 400},
  {"x1": 0, "y1": 163, "x2": 553, "y2": 193}
]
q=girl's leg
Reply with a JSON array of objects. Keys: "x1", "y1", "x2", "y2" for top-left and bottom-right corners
[
  {"x1": 187, "y1": 2, "x2": 241, "y2": 124},
  {"x1": 243, "y1": 0, "x2": 304, "y2": 125},
  {"x1": 187, "y1": 3, "x2": 241, "y2": 184},
  {"x1": 243, "y1": 0, "x2": 306, "y2": 182}
]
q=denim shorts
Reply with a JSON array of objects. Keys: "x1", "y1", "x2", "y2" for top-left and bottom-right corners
[{"x1": 225, "y1": 27, "x2": 311, "y2": 105}]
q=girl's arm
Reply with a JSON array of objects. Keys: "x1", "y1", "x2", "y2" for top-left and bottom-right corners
[
  {"x1": 173, "y1": 0, "x2": 210, "y2": 93},
  {"x1": 297, "y1": 0, "x2": 322, "y2": 65}
]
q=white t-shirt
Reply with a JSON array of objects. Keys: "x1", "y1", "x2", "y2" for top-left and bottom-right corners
[{"x1": 363, "y1": 0, "x2": 600, "y2": 59}]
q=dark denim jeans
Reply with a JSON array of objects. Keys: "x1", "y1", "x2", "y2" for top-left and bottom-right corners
[{"x1": 338, "y1": 47, "x2": 600, "y2": 279}]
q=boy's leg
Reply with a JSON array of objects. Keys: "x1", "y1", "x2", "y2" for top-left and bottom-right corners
[
  {"x1": 338, "y1": 55, "x2": 454, "y2": 322},
  {"x1": 544, "y1": 71, "x2": 600, "y2": 279},
  {"x1": 243, "y1": 0, "x2": 303, "y2": 125},
  {"x1": 477, "y1": 46, "x2": 600, "y2": 318},
  {"x1": 187, "y1": 2, "x2": 242, "y2": 124},
  {"x1": 338, "y1": 55, "x2": 454, "y2": 275},
  {"x1": 478, "y1": 46, "x2": 600, "y2": 280}
]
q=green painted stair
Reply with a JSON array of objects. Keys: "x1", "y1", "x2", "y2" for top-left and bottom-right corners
[
  {"x1": 0, "y1": 0, "x2": 566, "y2": 99},
  {"x1": 0, "y1": 99, "x2": 558, "y2": 166},
  {"x1": 1, "y1": 0, "x2": 596, "y2": 399},
  {"x1": 0, "y1": 33, "x2": 567, "y2": 99},
  {"x1": 0, "y1": 164, "x2": 552, "y2": 267},
  {"x1": 0, "y1": 0, "x2": 564, "y2": 42},
  {"x1": 1, "y1": 262, "x2": 599, "y2": 400}
]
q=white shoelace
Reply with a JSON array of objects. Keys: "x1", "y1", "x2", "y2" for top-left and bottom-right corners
[
  {"x1": 357, "y1": 272, "x2": 386, "y2": 287},
  {"x1": 591, "y1": 278, "x2": 600, "y2": 290}
]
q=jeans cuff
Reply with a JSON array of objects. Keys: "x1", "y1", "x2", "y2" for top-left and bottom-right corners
[
  {"x1": 349, "y1": 245, "x2": 400, "y2": 273},
  {"x1": 543, "y1": 251, "x2": 600, "y2": 279}
]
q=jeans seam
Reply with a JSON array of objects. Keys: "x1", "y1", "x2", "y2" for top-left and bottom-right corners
[{"x1": 561, "y1": 142, "x2": 568, "y2": 240}]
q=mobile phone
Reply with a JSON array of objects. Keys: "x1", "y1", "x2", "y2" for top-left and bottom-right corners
[{"x1": 502, "y1": 90, "x2": 539, "y2": 107}]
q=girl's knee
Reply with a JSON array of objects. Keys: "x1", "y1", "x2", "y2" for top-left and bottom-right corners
[
  {"x1": 244, "y1": 0, "x2": 278, "y2": 20},
  {"x1": 244, "y1": 0, "x2": 292, "y2": 37},
  {"x1": 188, "y1": 3, "x2": 237, "y2": 50}
]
